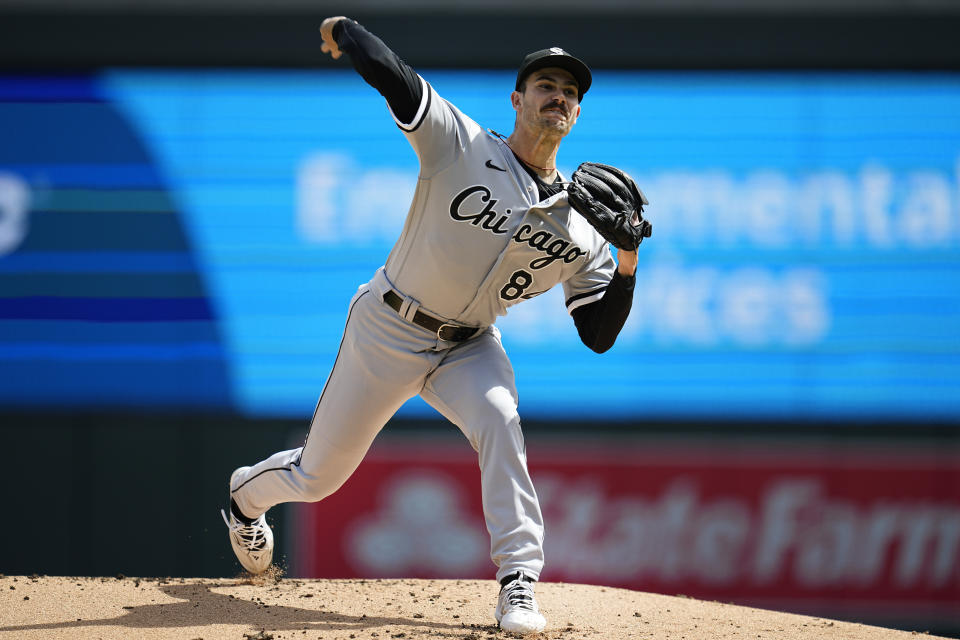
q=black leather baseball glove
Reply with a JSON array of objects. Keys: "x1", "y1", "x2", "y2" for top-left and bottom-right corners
[{"x1": 566, "y1": 162, "x2": 652, "y2": 251}]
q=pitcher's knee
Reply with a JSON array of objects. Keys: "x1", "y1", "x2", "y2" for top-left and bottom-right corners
[
  {"x1": 483, "y1": 386, "x2": 520, "y2": 424},
  {"x1": 476, "y1": 383, "x2": 517, "y2": 415},
  {"x1": 297, "y1": 472, "x2": 346, "y2": 503},
  {"x1": 295, "y1": 457, "x2": 356, "y2": 502},
  {"x1": 470, "y1": 403, "x2": 523, "y2": 448}
]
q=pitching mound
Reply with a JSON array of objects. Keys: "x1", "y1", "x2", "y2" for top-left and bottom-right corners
[{"x1": 0, "y1": 574, "x2": 948, "y2": 640}]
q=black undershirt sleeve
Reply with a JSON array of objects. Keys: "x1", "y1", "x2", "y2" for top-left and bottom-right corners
[
  {"x1": 571, "y1": 270, "x2": 635, "y2": 353},
  {"x1": 333, "y1": 20, "x2": 422, "y2": 125}
]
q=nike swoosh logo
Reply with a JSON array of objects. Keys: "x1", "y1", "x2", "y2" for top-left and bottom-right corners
[{"x1": 485, "y1": 159, "x2": 506, "y2": 172}]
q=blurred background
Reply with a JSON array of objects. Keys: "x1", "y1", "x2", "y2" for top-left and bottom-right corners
[{"x1": 1, "y1": 0, "x2": 958, "y2": 636}]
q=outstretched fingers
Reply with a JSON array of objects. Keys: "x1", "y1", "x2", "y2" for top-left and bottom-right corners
[{"x1": 319, "y1": 16, "x2": 347, "y2": 59}]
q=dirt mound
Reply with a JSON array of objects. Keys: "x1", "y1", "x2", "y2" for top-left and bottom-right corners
[{"x1": 0, "y1": 574, "x2": 948, "y2": 640}]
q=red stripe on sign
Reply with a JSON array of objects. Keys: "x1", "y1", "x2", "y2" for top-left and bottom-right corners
[{"x1": 290, "y1": 435, "x2": 960, "y2": 623}]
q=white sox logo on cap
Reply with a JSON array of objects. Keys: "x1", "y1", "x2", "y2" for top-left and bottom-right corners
[{"x1": 515, "y1": 47, "x2": 592, "y2": 98}]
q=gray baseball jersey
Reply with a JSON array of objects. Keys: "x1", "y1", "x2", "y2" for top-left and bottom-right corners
[{"x1": 384, "y1": 75, "x2": 616, "y2": 328}]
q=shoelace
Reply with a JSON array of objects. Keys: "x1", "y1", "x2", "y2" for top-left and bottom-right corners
[
  {"x1": 221, "y1": 510, "x2": 268, "y2": 551},
  {"x1": 501, "y1": 579, "x2": 537, "y2": 611}
]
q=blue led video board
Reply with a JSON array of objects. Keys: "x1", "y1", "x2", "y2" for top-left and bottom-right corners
[{"x1": 1, "y1": 70, "x2": 958, "y2": 421}]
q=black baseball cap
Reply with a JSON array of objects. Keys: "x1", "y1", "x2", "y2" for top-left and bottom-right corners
[{"x1": 515, "y1": 47, "x2": 592, "y2": 100}]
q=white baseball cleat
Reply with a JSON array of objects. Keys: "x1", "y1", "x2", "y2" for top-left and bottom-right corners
[
  {"x1": 494, "y1": 571, "x2": 546, "y2": 634},
  {"x1": 221, "y1": 467, "x2": 274, "y2": 575}
]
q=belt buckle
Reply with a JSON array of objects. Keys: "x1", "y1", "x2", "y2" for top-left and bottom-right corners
[{"x1": 437, "y1": 323, "x2": 460, "y2": 342}]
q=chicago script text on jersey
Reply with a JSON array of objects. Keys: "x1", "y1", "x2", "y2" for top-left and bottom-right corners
[{"x1": 449, "y1": 185, "x2": 587, "y2": 270}]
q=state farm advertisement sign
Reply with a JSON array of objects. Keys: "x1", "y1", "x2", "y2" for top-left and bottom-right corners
[{"x1": 291, "y1": 436, "x2": 960, "y2": 622}]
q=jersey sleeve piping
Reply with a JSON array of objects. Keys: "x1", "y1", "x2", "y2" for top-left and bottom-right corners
[
  {"x1": 390, "y1": 76, "x2": 431, "y2": 132},
  {"x1": 566, "y1": 286, "x2": 607, "y2": 313}
]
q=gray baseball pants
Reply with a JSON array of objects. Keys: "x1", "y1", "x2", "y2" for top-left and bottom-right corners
[{"x1": 230, "y1": 268, "x2": 544, "y2": 582}]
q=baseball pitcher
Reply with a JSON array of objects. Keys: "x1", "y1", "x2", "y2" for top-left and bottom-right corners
[{"x1": 222, "y1": 16, "x2": 652, "y2": 634}]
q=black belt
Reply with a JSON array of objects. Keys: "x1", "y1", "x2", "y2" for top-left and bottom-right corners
[{"x1": 382, "y1": 290, "x2": 478, "y2": 342}]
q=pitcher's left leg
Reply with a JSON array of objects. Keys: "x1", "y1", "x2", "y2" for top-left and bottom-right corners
[{"x1": 420, "y1": 327, "x2": 544, "y2": 583}]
